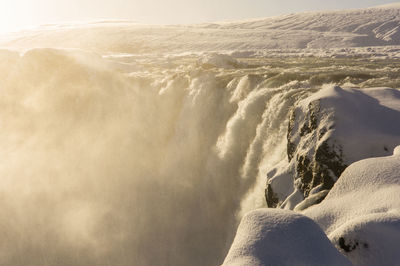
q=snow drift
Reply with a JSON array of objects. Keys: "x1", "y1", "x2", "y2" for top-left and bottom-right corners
[
  {"x1": 222, "y1": 209, "x2": 352, "y2": 266},
  {"x1": 304, "y1": 145, "x2": 400, "y2": 265}
]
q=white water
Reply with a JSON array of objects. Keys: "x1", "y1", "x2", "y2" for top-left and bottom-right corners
[{"x1": 0, "y1": 49, "x2": 399, "y2": 265}]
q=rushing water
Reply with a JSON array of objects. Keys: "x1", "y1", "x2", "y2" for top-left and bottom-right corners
[{"x1": 0, "y1": 49, "x2": 399, "y2": 265}]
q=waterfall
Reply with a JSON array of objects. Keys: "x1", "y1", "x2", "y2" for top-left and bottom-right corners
[{"x1": 0, "y1": 49, "x2": 396, "y2": 265}]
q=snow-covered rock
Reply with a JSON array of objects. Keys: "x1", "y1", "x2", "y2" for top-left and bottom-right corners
[
  {"x1": 304, "y1": 145, "x2": 400, "y2": 265},
  {"x1": 222, "y1": 209, "x2": 351, "y2": 266},
  {"x1": 267, "y1": 86, "x2": 400, "y2": 209}
]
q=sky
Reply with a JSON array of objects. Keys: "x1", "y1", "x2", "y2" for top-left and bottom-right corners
[{"x1": 0, "y1": 0, "x2": 399, "y2": 33}]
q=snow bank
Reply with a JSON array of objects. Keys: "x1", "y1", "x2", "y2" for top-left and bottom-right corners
[
  {"x1": 310, "y1": 86, "x2": 400, "y2": 163},
  {"x1": 222, "y1": 209, "x2": 351, "y2": 266},
  {"x1": 304, "y1": 146, "x2": 400, "y2": 265}
]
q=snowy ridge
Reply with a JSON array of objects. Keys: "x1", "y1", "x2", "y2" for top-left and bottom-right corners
[
  {"x1": 373, "y1": 3, "x2": 400, "y2": 9},
  {"x1": 304, "y1": 146, "x2": 400, "y2": 265},
  {"x1": 212, "y1": 5, "x2": 400, "y2": 47},
  {"x1": 2, "y1": 4, "x2": 400, "y2": 53}
]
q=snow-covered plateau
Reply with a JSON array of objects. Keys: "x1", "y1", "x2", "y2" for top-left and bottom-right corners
[
  {"x1": 0, "y1": 3, "x2": 400, "y2": 266},
  {"x1": 2, "y1": 3, "x2": 400, "y2": 56}
]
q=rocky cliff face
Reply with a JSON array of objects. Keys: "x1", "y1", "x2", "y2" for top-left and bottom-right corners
[
  {"x1": 265, "y1": 97, "x2": 347, "y2": 208},
  {"x1": 287, "y1": 100, "x2": 347, "y2": 198},
  {"x1": 266, "y1": 86, "x2": 400, "y2": 210}
]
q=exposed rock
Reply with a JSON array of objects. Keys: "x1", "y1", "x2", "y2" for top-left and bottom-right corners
[
  {"x1": 266, "y1": 86, "x2": 400, "y2": 210},
  {"x1": 267, "y1": 95, "x2": 347, "y2": 208},
  {"x1": 265, "y1": 182, "x2": 279, "y2": 208},
  {"x1": 288, "y1": 99, "x2": 347, "y2": 198}
]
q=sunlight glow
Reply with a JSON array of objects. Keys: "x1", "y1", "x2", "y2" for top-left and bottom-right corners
[
  {"x1": 0, "y1": 0, "x2": 398, "y2": 33},
  {"x1": 0, "y1": 1, "x2": 38, "y2": 33}
]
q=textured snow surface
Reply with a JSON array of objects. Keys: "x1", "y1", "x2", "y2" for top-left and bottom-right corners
[
  {"x1": 1, "y1": 4, "x2": 400, "y2": 54},
  {"x1": 223, "y1": 209, "x2": 351, "y2": 266},
  {"x1": 314, "y1": 86, "x2": 400, "y2": 162},
  {"x1": 304, "y1": 146, "x2": 400, "y2": 265}
]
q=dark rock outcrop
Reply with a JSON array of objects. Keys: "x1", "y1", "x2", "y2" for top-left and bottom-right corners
[
  {"x1": 266, "y1": 98, "x2": 347, "y2": 208},
  {"x1": 288, "y1": 100, "x2": 347, "y2": 198},
  {"x1": 266, "y1": 86, "x2": 400, "y2": 210},
  {"x1": 265, "y1": 182, "x2": 279, "y2": 208}
]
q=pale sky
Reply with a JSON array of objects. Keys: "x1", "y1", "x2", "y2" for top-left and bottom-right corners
[{"x1": 0, "y1": 0, "x2": 399, "y2": 33}]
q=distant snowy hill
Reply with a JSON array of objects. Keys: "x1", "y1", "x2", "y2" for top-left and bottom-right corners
[
  {"x1": 206, "y1": 3, "x2": 400, "y2": 48},
  {"x1": 1, "y1": 4, "x2": 400, "y2": 53}
]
